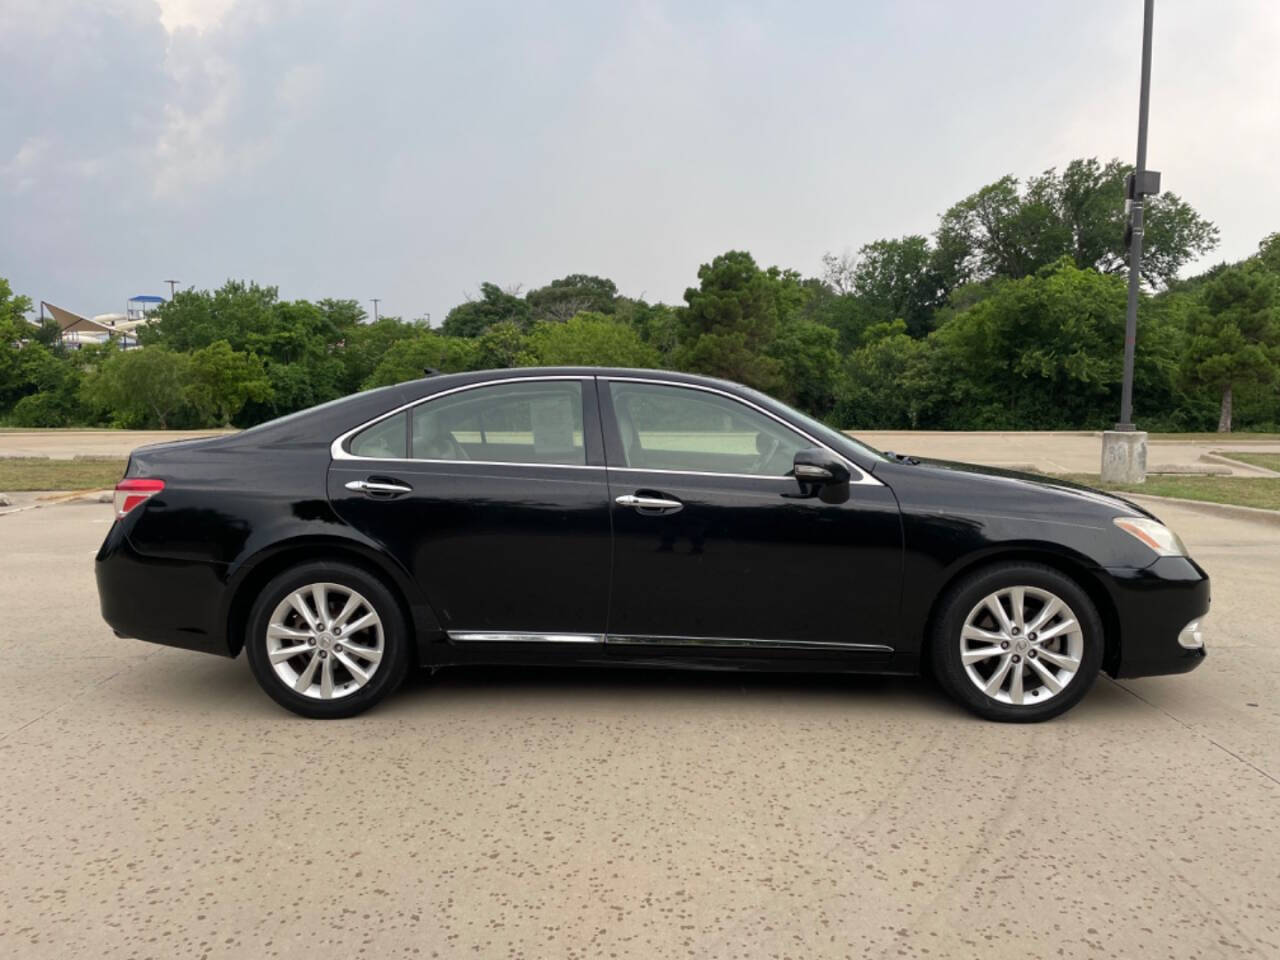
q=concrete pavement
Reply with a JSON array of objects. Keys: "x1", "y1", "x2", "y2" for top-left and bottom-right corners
[
  {"x1": 0, "y1": 429, "x2": 232, "y2": 460},
  {"x1": 0, "y1": 498, "x2": 1276, "y2": 958},
  {"x1": 856, "y1": 430, "x2": 1280, "y2": 476},
  {"x1": 4, "y1": 427, "x2": 1278, "y2": 476}
]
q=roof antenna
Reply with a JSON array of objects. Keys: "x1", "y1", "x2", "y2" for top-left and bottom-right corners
[{"x1": 422, "y1": 367, "x2": 441, "y2": 377}]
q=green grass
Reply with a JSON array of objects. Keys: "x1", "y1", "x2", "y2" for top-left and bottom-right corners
[
  {"x1": 0, "y1": 458, "x2": 127, "y2": 491},
  {"x1": 1059, "y1": 473, "x2": 1280, "y2": 511},
  {"x1": 1214, "y1": 451, "x2": 1280, "y2": 472}
]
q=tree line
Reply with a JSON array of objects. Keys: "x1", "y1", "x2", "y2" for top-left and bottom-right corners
[{"x1": 3, "y1": 157, "x2": 1278, "y2": 433}]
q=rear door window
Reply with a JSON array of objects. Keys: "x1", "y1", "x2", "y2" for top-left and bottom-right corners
[{"x1": 410, "y1": 380, "x2": 586, "y2": 465}]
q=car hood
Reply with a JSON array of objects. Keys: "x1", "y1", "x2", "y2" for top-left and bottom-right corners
[{"x1": 878, "y1": 456, "x2": 1158, "y2": 520}]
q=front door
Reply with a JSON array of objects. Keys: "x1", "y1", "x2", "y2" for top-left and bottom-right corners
[
  {"x1": 329, "y1": 377, "x2": 612, "y2": 650},
  {"x1": 599, "y1": 378, "x2": 902, "y2": 660}
]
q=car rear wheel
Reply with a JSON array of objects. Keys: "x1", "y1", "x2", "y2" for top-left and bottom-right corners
[
  {"x1": 930, "y1": 563, "x2": 1103, "y2": 722},
  {"x1": 245, "y1": 561, "x2": 410, "y2": 718}
]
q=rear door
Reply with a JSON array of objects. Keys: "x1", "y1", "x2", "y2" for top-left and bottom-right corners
[
  {"x1": 328, "y1": 376, "x2": 612, "y2": 650},
  {"x1": 599, "y1": 377, "x2": 902, "y2": 659}
]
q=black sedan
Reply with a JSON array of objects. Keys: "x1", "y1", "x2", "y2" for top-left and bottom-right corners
[{"x1": 96, "y1": 367, "x2": 1209, "y2": 721}]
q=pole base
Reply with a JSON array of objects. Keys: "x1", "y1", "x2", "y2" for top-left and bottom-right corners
[{"x1": 1101, "y1": 430, "x2": 1148, "y2": 484}]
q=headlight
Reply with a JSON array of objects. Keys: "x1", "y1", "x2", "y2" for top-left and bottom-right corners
[{"x1": 1113, "y1": 517, "x2": 1187, "y2": 557}]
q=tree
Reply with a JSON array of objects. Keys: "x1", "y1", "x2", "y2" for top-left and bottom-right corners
[
  {"x1": 141, "y1": 280, "x2": 279, "y2": 353},
  {"x1": 1182, "y1": 262, "x2": 1280, "y2": 432},
  {"x1": 364, "y1": 330, "x2": 480, "y2": 388},
  {"x1": 440, "y1": 283, "x2": 531, "y2": 337},
  {"x1": 475, "y1": 320, "x2": 535, "y2": 368},
  {"x1": 340, "y1": 315, "x2": 420, "y2": 392},
  {"x1": 523, "y1": 313, "x2": 660, "y2": 367},
  {"x1": 617, "y1": 299, "x2": 681, "y2": 358},
  {"x1": 921, "y1": 259, "x2": 1162, "y2": 429},
  {"x1": 848, "y1": 235, "x2": 942, "y2": 337},
  {"x1": 1, "y1": 276, "x2": 36, "y2": 410},
  {"x1": 7, "y1": 342, "x2": 90, "y2": 426},
  {"x1": 820, "y1": 250, "x2": 858, "y2": 296},
  {"x1": 675, "y1": 251, "x2": 807, "y2": 391},
  {"x1": 1257, "y1": 232, "x2": 1280, "y2": 275},
  {"x1": 834, "y1": 320, "x2": 930, "y2": 429},
  {"x1": 526, "y1": 275, "x2": 618, "y2": 323},
  {"x1": 933, "y1": 159, "x2": 1218, "y2": 290},
  {"x1": 186, "y1": 340, "x2": 272, "y2": 426},
  {"x1": 766, "y1": 318, "x2": 841, "y2": 415},
  {"x1": 81, "y1": 347, "x2": 192, "y2": 428}
]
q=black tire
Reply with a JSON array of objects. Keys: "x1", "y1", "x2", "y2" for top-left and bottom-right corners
[
  {"x1": 245, "y1": 561, "x2": 411, "y2": 719},
  {"x1": 929, "y1": 562, "x2": 1103, "y2": 722}
]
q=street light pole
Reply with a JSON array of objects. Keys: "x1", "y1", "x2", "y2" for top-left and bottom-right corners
[
  {"x1": 371, "y1": 298, "x2": 381, "y2": 323},
  {"x1": 1102, "y1": 0, "x2": 1160, "y2": 484},
  {"x1": 1116, "y1": 0, "x2": 1156, "y2": 431},
  {"x1": 164, "y1": 279, "x2": 180, "y2": 299}
]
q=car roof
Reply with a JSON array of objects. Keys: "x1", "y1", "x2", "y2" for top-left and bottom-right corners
[
  {"x1": 394, "y1": 366, "x2": 743, "y2": 397},
  {"x1": 225, "y1": 367, "x2": 752, "y2": 451}
]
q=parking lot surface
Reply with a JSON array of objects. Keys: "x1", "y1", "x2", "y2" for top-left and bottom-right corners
[
  {"x1": 1, "y1": 498, "x2": 1277, "y2": 958},
  {"x1": 4, "y1": 427, "x2": 1280, "y2": 476}
]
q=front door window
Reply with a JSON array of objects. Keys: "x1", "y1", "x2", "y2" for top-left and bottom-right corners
[{"x1": 607, "y1": 381, "x2": 809, "y2": 476}]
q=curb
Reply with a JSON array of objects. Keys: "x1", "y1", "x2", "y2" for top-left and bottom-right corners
[
  {"x1": 1201, "y1": 452, "x2": 1280, "y2": 478},
  {"x1": 1125, "y1": 493, "x2": 1280, "y2": 528}
]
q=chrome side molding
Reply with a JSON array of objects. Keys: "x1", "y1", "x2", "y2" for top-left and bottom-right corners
[
  {"x1": 605, "y1": 634, "x2": 894, "y2": 652},
  {"x1": 447, "y1": 631, "x2": 605, "y2": 644},
  {"x1": 447, "y1": 631, "x2": 892, "y2": 652}
]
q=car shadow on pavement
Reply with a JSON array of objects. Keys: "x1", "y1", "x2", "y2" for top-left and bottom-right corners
[
  {"x1": 118, "y1": 651, "x2": 1145, "y2": 724},
  {"x1": 393, "y1": 662, "x2": 977, "y2": 721}
]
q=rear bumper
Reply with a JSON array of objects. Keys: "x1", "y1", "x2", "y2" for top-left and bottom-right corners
[
  {"x1": 1103, "y1": 556, "x2": 1210, "y2": 679},
  {"x1": 95, "y1": 521, "x2": 234, "y2": 658}
]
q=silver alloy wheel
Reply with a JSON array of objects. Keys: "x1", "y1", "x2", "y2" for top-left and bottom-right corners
[
  {"x1": 265, "y1": 582, "x2": 384, "y2": 700},
  {"x1": 960, "y1": 586, "x2": 1084, "y2": 706}
]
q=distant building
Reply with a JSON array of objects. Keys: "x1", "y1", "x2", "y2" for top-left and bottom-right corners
[{"x1": 39, "y1": 294, "x2": 165, "y2": 349}]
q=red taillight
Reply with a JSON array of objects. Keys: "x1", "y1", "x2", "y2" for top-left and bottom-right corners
[{"x1": 113, "y1": 478, "x2": 165, "y2": 519}]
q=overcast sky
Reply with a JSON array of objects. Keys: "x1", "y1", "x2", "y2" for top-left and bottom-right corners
[{"x1": 3, "y1": 0, "x2": 1278, "y2": 322}]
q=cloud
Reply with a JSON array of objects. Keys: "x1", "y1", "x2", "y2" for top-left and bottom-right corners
[{"x1": 2, "y1": 0, "x2": 1277, "y2": 321}]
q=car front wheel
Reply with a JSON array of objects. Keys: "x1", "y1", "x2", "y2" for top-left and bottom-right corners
[
  {"x1": 245, "y1": 561, "x2": 410, "y2": 718},
  {"x1": 930, "y1": 563, "x2": 1103, "y2": 722}
]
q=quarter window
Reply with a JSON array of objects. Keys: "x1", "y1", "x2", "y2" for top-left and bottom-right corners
[
  {"x1": 607, "y1": 382, "x2": 810, "y2": 477},
  {"x1": 348, "y1": 411, "x2": 407, "y2": 459},
  {"x1": 410, "y1": 380, "x2": 586, "y2": 465}
]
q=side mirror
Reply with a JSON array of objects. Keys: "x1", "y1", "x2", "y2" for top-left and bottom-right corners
[{"x1": 792, "y1": 447, "x2": 850, "y2": 485}]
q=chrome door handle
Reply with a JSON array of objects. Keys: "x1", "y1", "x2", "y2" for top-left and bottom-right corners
[
  {"x1": 345, "y1": 479, "x2": 413, "y2": 495},
  {"x1": 616, "y1": 493, "x2": 683, "y2": 513}
]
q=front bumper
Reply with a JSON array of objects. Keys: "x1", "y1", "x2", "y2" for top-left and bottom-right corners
[
  {"x1": 95, "y1": 521, "x2": 233, "y2": 657},
  {"x1": 1102, "y1": 556, "x2": 1210, "y2": 679}
]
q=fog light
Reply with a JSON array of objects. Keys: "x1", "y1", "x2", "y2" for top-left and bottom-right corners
[{"x1": 1177, "y1": 618, "x2": 1206, "y2": 650}]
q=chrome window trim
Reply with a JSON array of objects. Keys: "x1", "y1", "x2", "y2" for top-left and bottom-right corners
[
  {"x1": 603, "y1": 376, "x2": 883, "y2": 487},
  {"x1": 331, "y1": 375, "x2": 591, "y2": 464},
  {"x1": 607, "y1": 466, "x2": 814, "y2": 483},
  {"x1": 349, "y1": 458, "x2": 604, "y2": 472},
  {"x1": 331, "y1": 371, "x2": 883, "y2": 487},
  {"x1": 605, "y1": 634, "x2": 893, "y2": 652}
]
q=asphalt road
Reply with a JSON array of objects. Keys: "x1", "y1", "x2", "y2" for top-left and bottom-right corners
[{"x1": 1, "y1": 498, "x2": 1276, "y2": 958}]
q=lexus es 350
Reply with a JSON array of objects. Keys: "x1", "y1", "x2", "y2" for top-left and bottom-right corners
[{"x1": 95, "y1": 368, "x2": 1209, "y2": 721}]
